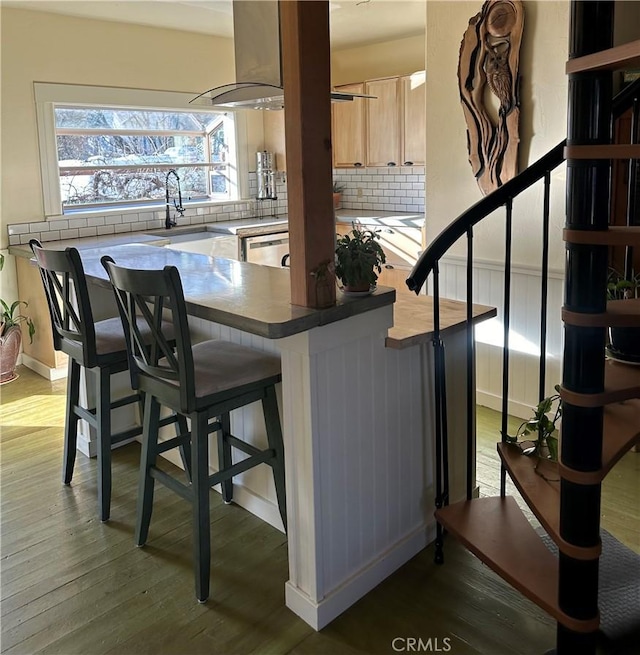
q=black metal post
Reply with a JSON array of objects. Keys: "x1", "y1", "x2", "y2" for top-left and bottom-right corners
[
  {"x1": 499, "y1": 198, "x2": 513, "y2": 497},
  {"x1": 560, "y1": 2, "x2": 614, "y2": 653}
]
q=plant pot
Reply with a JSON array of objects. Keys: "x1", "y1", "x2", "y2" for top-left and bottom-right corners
[
  {"x1": 341, "y1": 281, "x2": 372, "y2": 294},
  {"x1": 0, "y1": 325, "x2": 22, "y2": 384},
  {"x1": 608, "y1": 326, "x2": 640, "y2": 364},
  {"x1": 333, "y1": 192, "x2": 342, "y2": 210}
]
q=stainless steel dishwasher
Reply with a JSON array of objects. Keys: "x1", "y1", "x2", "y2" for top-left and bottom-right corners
[{"x1": 242, "y1": 232, "x2": 289, "y2": 268}]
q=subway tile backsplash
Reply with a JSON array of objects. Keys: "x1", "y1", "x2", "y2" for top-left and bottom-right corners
[
  {"x1": 334, "y1": 166, "x2": 425, "y2": 213},
  {"x1": 7, "y1": 167, "x2": 423, "y2": 245}
]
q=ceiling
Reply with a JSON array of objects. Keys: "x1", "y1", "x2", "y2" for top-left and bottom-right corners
[{"x1": 2, "y1": 0, "x2": 426, "y2": 49}]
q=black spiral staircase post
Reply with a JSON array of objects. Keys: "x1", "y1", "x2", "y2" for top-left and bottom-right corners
[{"x1": 559, "y1": 2, "x2": 614, "y2": 653}]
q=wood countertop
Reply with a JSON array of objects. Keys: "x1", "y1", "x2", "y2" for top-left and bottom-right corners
[{"x1": 386, "y1": 294, "x2": 497, "y2": 349}]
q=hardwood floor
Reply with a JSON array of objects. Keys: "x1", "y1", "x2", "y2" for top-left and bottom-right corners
[{"x1": 1, "y1": 366, "x2": 637, "y2": 655}]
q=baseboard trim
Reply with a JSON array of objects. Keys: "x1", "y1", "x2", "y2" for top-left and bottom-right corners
[
  {"x1": 21, "y1": 354, "x2": 67, "y2": 381},
  {"x1": 285, "y1": 521, "x2": 437, "y2": 631},
  {"x1": 476, "y1": 390, "x2": 531, "y2": 421}
]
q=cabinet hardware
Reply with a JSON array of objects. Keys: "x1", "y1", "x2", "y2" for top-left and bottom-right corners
[
  {"x1": 404, "y1": 161, "x2": 413, "y2": 166},
  {"x1": 387, "y1": 162, "x2": 396, "y2": 166},
  {"x1": 384, "y1": 264, "x2": 395, "y2": 269},
  {"x1": 354, "y1": 162, "x2": 363, "y2": 167}
]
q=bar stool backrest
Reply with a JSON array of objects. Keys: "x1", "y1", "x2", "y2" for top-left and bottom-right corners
[
  {"x1": 30, "y1": 239, "x2": 99, "y2": 368},
  {"x1": 101, "y1": 257, "x2": 196, "y2": 414}
]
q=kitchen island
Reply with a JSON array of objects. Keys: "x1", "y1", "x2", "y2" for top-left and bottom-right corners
[{"x1": 10, "y1": 238, "x2": 494, "y2": 630}]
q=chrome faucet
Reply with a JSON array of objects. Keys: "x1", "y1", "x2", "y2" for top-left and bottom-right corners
[{"x1": 165, "y1": 169, "x2": 185, "y2": 229}]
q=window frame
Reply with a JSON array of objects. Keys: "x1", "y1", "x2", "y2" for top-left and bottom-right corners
[{"x1": 34, "y1": 83, "x2": 249, "y2": 218}]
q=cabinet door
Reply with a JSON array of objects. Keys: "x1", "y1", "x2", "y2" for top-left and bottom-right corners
[
  {"x1": 401, "y1": 71, "x2": 426, "y2": 166},
  {"x1": 332, "y1": 83, "x2": 366, "y2": 168},
  {"x1": 263, "y1": 109, "x2": 287, "y2": 171},
  {"x1": 365, "y1": 77, "x2": 401, "y2": 167}
]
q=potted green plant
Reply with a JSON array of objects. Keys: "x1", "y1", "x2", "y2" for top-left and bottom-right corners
[
  {"x1": 0, "y1": 253, "x2": 35, "y2": 383},
  {"x1": 606, "y1": 267, "x2": 640, "y2": 363},
  {"x1": 335, "y1": 225, "x2": 386, "y2": 293},
  {"x1": 505, "y1": 385, "x2": 562, "y2": 462},
  {"x1": 333, "y1": 182, "x2": 345, "y2": 210}
]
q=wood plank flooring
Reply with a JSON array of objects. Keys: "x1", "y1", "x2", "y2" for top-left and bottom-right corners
[{"x1": 1, "y1": 366, "x2": 638, "y2": 655}]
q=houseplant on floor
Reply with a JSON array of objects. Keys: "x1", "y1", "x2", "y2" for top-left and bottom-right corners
[
  {"x1": 335, "y1": 225, "x2": 386, "y2": 294},
  {"x1": 606, "y1": 267, "x2": 640, "y2": 363},
  {"x1": 0, "y1": 253, "x2": 35, "y2": 383},
  {"x1": 505, "y1": 384, "x2": 562, "y2": 463}
]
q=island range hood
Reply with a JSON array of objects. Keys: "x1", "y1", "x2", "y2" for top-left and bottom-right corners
[{"x1": 191, "y1": 0, "x2": 374, "y2": 110}]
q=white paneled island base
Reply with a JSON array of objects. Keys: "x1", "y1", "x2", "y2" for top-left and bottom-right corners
[{"x1": 279, "y1": 305, "x2": 435, "y2": 629}]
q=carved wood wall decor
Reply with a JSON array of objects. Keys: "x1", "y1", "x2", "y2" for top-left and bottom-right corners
[{"x1": 458, "y1": 0, "x2": 524, "y2": 195}]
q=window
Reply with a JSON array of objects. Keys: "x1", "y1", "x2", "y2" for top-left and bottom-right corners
[
  {"x1": 34, "y1": 84, "x2": 248, "y2": 217},
  {"x1": 54, "y1": 107, "x2": 235, "y2": 210}
]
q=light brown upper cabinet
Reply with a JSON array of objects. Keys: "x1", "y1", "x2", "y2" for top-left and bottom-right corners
[
  {"x1": 331, "y1": 83, "x2": 366, "y2": 168},
  {"x1": 401, "y1": 71, "x2": 426, "y2": 166},
  {"x1": 365, "y1": 77, "x2": 402, "y2": 167},
  {"x1": 332, "y1": 72, "x2": 425, "y2": 169},
  {"x1": 263, "y1": 109, "x2": 287, "y2": 172}
]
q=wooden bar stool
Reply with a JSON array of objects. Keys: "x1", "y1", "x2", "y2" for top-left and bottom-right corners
[
  {"x1": 29, "y1": 240, "x2": 190, "y2": 522},
  {"x1": 101, "y1": 256, "x2": 287, "y2": 603}
]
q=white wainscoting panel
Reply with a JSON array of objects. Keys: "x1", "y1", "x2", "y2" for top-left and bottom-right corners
[{"x1": 433, "y1": 256, "x2": 565, "y2": 419}]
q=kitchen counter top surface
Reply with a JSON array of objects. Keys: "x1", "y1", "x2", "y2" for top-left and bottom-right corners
[{"x1": 78, "y1": 243, "x2": 395, "y2": 340}]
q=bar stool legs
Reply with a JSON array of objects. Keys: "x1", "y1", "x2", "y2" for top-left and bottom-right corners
[
  {"x1": 63, "y1": 357, "x2": 124, "y2": 523},
  {"x1": 63, "y1": 358, "x2": 81, "y2": 486},
  {"x1": 135, "y1": 396, "x2": 161, "y2": 548},
  {"x1": 217, "y1": 413, "x2": 233, "y2": 504},
  {"x1": 96, "y1": 366, "x2": 113, "y2": 522},
  {"x1": 263, "y1": 386, "x2": 287, "y2": 531},
  {"x1": 192, "y1": 411, "x2": 212, "y2": 603}
]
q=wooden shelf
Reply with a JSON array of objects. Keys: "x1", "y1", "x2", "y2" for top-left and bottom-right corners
[
  {"x1": 435, "y1": 496, "x2": 599, "y2": 633},
  {"x1": 564, "y1": 144, "x2": 640, "y2": 160},
  {"x1": 566, "y1": 39, "x2": 640, "y2": 74},
  {"x1": 561, "y1": 359, "x2": 640, "y2": 407},
  {"x1": 563, "y1": 298, "x2": 640, "y2": 327},
  {"x1": 564, "y1": 226, "x2": 640, "y2": 247}
]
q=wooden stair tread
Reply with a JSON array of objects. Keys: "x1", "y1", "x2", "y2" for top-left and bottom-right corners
[
  {"x1": 435, "y1": 496, "x2": 598, "y2": 633},
  {"x1": 561, "y1": 360, "x2": 640, "y2": 407},
  {"x1": 500, "y1": 398, "x2": 639, "y2": 491},
  {"x1": 565, "y1": 144, "x2": 640, "y2": 160},
  {"x1": 564, "y1": 226, "x2": 640, "y2": 247},
  {"x1": 602, "y1": 399, "x2": 640, "y2": 477},
  {"x1": 498, "y1": 443, "x2": 560, "y2": 542},
  {"x1": 566, "y1": 39, "x2": 640, "y2": 74},
  {"x1": 563, "y1": 298, "x2": 640, "y2": 327}
]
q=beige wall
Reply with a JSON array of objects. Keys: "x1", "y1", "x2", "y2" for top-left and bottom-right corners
[
  {"x1": 331, "y1": 34, "x2": 425, "y2": 85},
  {"x1": 425, "y1": 1, "x2": 570, "y2": 270},
  {"x1": 0, "y1": 7, "x2": 265, "y2": 242}
]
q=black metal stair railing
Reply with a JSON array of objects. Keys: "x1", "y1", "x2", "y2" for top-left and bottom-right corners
[{"x1": 406, "y1": 140, "x2": 566, "y2": 564}]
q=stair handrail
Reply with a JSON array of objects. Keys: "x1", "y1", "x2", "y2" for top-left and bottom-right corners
[{"x1": 406, "y1": 140, "x2": 567, "y2": 293}]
